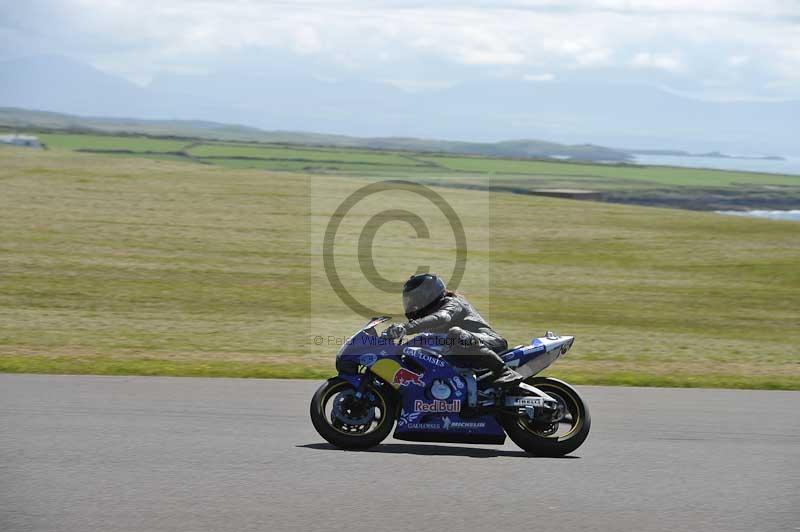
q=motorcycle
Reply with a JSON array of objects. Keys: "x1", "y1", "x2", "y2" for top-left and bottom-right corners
[{"x1": 310, "y1": 317, "x2": 590, "y2": 456}]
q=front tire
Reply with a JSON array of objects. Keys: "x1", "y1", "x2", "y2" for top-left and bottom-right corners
[
  {"x1": 500, "y1": 377, "x2": 591, "y2": 457},
  {"x1": 310, "y1": 377, "x2": 395, "y2": 450}
]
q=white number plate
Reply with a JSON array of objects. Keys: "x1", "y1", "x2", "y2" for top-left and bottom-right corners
[{"x1": 506, "y1": 396, "x2": 544, "y2": 408}]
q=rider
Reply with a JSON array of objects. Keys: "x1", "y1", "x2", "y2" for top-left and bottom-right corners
[{"x1": 385, "y1": 273, "x2": 523, "y2": 389}]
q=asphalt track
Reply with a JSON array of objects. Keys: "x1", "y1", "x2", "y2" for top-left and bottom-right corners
[{"x1": 1, "y1": 375, "x2": 798, "y2": 532}]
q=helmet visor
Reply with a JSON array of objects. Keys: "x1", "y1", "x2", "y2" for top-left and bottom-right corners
[{"x1": 403, "y1": 292, "x2": 422, "y2": 314}]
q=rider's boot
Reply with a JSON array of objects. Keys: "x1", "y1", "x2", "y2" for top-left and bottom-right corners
[
  {"x1": 490, "y1": 366, "x2": 524, "y2": 389},
  {"x1": 480, "y1": 347, "x2": 523, "y2": 389}
]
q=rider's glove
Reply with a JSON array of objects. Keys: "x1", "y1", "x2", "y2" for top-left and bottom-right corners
[{"x1": 385, "y1": 324, "x2": 406, "y2": 339}]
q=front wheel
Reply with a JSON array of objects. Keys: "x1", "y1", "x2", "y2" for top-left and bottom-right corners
[
  {"x1": 500, "y1": 377, "x2": 591, "y2": 457},
  {"x1": 310, "y1": 377, "x2": 396, "y2": 450}
]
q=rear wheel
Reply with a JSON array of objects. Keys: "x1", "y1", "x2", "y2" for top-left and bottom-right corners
[
  {"x1": 500, "y1": 377, "x2": 590, "y2": 457},
  {"x1": 310, "y1": 377, "x2": 395, "y2": 450}
]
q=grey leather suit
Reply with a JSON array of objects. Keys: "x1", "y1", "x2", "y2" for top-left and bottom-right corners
[{"x1": 404, "y1": 294, "x2": 509, "y2": 371}]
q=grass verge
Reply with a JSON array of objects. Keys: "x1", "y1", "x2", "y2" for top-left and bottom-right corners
[
  {"x1": 0, "y1": 356, "x2": 333, "y2": 380},
  {"x1": 1, "y1": 356, "x2": 797, "y2": 390}
]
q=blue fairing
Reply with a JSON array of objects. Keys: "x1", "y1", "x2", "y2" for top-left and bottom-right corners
[
  {"x1": 335, "y1": 330, "x2": 397, "y2": 389},
  {"x1": 338, "y1": 373, "x2": 362, "y2": 390},
  {"x1": 336, "y1": 331, "x2": 504, "y2": 440}
]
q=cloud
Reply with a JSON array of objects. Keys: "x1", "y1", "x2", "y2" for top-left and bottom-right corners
[
  {"x1": 630, "y1": 52, "x2": 685, "y2": 72},
  {"x1": 456, "y1": 49, "x2": 527, "y2": 65},
  {"x1": 291, "y1": 25, "x2": 322, "y2": 55},
  {"x1": 727, "y1": 54, "x2": 750, "y2": 66},
  {"x1": 523, "y1": 73, "x2": 556, "y2": 81},
  {"x1": 0, "y1": 0, "x2": 798, "y2": 99},
  {"x1": 381, "y1": 79, "x2": 458, "y2": 92}
]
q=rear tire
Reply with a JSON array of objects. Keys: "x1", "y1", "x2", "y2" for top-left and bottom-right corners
[
  {"x1": 500, "y1": 377, "x2": 590, "y2": 457},
  {"x1": 310, "y1": 377, "x2": 395, "y2": 450}
]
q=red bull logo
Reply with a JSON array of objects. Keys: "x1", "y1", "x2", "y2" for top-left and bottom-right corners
[
  {"x1": 414, "y1": 399, "x2": 461, "y2": 413},
  {"x1": 392, "y1": 368, "x2": 424, "y2": 387}
]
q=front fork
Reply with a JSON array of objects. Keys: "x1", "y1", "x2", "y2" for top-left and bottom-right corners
[
  {"x1": 337, "y1": 373, "x2": 363, "y2": 391},
  {"x1": 341, "y1": 371, "x2": 399, "y2": 417},
  {"x1": 353, "y1": 372, "x2": 372, "y2": 400}
]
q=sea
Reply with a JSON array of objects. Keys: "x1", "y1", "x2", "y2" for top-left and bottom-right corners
[
  {"x1": 630, "y1": 154, "x2": 800, "y2": 221},
  {"x1": 715, "y1": 210, "x2": 800, "y2": 222},
  {"x1": 632, "y1": 154, "x2": 800, "y2": 176}
]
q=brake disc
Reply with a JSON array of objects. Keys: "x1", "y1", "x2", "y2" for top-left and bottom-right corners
[{"x1": 331, "y1": 390, "x2": 375, "y2": 426}]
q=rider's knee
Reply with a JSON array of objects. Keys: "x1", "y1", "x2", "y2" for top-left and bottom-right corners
[
  {"x1": 448, "y1": 327, "x2": 476, "y2": 348},
  {"x1": 447, "y1": 326, "x2": 464, "y2": 340}
]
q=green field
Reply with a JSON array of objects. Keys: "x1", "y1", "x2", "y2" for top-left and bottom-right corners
[
  {"x1": 187, "y1": 143, "x2": 425, "y2": 166},
  {"x1": 26, "y1": 130, "x2": 800, "y2": 191},
  {"x1": 39, "y1": 133, "x2": 190, "y2": 152},
  {"x1": 202, "y1": 158, "x2": 432, "y2": 173},
  {"x1": 26, "y1": 130, "x2": 800, "y2": 213},
  {"x1": 416, "y1": 155, "x2": 800, "y2": 187},
  {"x1": 1, "y1": 146, "x2": 798, "y2": 388}
]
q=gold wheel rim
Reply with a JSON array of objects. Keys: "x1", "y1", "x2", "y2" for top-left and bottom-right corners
[
  {"x1": 321, "y1": 381, "x2": 388, "y2": 436},
  {"x1": 518, "y1": 382, "x2": 582, "y2": 440}
]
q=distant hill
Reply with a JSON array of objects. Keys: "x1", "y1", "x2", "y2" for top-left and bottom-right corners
[
  {"x1": 0, "y1": 107, "x2": 633, "y2": 162},
  {"x1": 1, "y1": 54, "x2": 797, "y2": 157}
]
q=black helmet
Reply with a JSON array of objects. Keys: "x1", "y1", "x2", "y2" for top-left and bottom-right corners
[{"x1": 402, "y1": 273, "x2": 446, "y2": 320}]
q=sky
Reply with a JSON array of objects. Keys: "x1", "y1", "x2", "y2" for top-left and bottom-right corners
[{"x1": 1, "y1": 0, "x2": 799, "y2": 102}]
